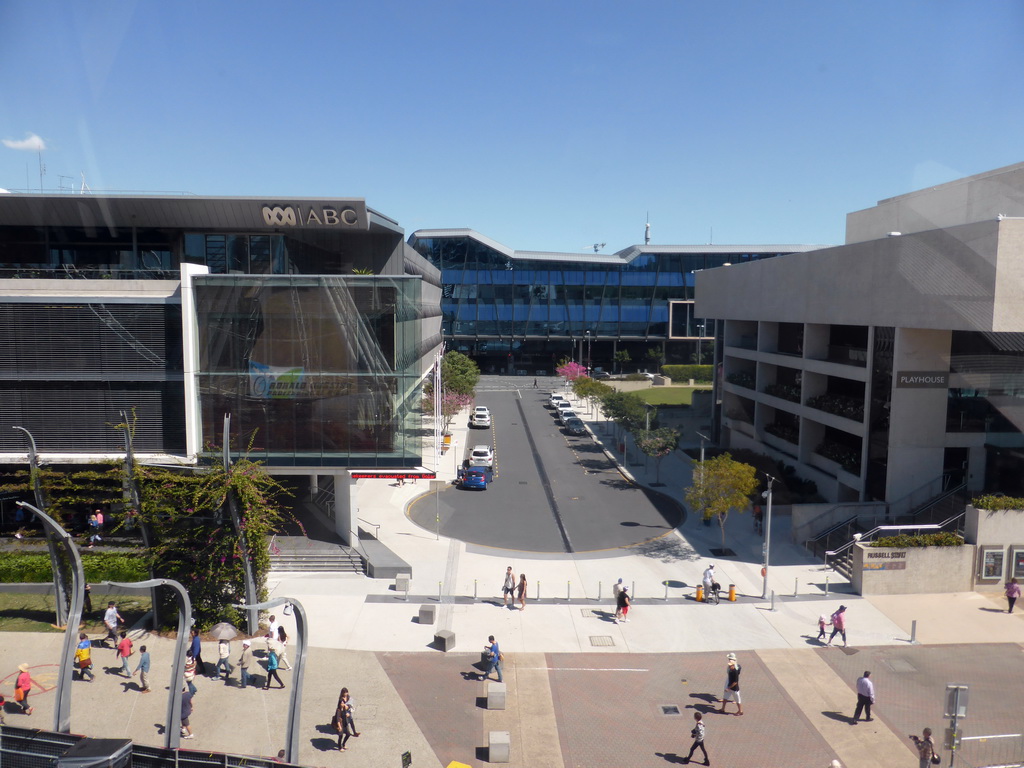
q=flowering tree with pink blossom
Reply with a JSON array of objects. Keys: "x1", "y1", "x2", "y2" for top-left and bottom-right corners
[{"x1": 556, "y1": 360, "x2": 589, "y2": 381}]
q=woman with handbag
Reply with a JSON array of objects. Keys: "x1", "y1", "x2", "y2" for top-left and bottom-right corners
[
  {"x1": 334, "y1": 687, "x2": 360, "y2": 751},
  {"x1": 911, "y1": 728, "x2": 940, "y2": 767},
  {"x1": 14, "y1": 663, "x2": 42, "y2": 715}
]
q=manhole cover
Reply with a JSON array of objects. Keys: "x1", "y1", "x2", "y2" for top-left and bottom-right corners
[
  {"x1": 581, "y1": 608, "x2": 600, "y2": 618},
  {"x1": 882, "y1": 657, "x2": 918, "y2": 673},
  {"x1": 518, "y1": 481, "x2": 528, "y2": 485},
  {"x1": 590, "y1": 636, "x2": 615, "y2": 647},
  {"x1": 660, "y1": 705, "x2": 681, "y2": 716}
]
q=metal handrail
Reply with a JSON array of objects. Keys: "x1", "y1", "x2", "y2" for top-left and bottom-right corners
[
  {"x1": 825, "y1": 511, "x2": 967, "y2": 562},
  {"x1": 357, "y1": 517, "x2": 380, "y2": 539}
]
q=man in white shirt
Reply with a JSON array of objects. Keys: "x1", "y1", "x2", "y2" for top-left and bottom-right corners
[
  {"x1": 853, "y1": 671, "x2": 875, "y2": 722},
  {"x1": 103, "y1": 602, "x2": 123, "y2": 647}
]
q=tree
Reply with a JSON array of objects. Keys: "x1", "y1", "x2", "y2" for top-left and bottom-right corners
[
  {"x1": 441, "y1": 351, "x2": 480, "y2": 396},
  {"x1": 556, "y1": 360, "x2": 588, "y2": 381},
  {"x1": 613, "y1": 349, "x2": 631, "y2": 374},
  {"x1": 685, "y1": 452, "x2": 758, "y2": 548},
  {"x1": 573, "y1": 377, "x2": 613, "y2": 417},
  {"x1": 634, "y1": 427, "x2": 680, "y2": 483},
  {"x1": 599, "y1": 390, "x2": 648, "y2": 437}
]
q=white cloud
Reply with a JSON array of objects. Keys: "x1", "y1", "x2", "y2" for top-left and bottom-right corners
[{"x1": 3, "y1": 133, "x2": 47, "y2": 152}]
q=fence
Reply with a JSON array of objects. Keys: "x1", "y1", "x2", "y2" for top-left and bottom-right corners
[
  {"x1": 0, "y1": 726, "x2": 295, "y2": 768},
  {"x1": 956, "y1": 733, "x2": 1024, "y2": 768}
]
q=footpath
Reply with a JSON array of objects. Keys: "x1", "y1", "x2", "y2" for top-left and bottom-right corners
[{"x1": 2, "y1": 380, "x2": 1023, "y2": 768}]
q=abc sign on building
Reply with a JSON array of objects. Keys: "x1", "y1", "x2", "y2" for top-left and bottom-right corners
[{"x1": 261, "y1": 204, "x2": 360, "y2": 228}]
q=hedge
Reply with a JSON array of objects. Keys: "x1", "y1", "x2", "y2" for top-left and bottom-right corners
[
  {"x1": 973, "y1": 494, "x2": 1024, "y2": 511},
  {"x1": 870, "y1": 532, "x2": 963, "y2": 548},
  {"x1": 662, "y1": 364, "x2": 713, "y2": 384},
  {"x1": 0, "y1": 552, "x2": 148, "y2": 583}
]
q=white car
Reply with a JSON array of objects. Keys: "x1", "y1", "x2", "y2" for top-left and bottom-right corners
[
  {"x1": 547, "y1": 393, "x2": 565, "y2": 408},
  {"x1": 470, "y1": 406, "x2": 491, "y2": 428},
  {"x1": 468, "y1": 445, "x2": 494, "y2": 468},
  {"x1": 558, "y1": 408, "x2": 578, "y2": 425},
  {"x1": 556, "y1": 401, "x2": 574, "y2": 418}
]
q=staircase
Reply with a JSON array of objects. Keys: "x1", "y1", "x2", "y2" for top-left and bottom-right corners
[{"x1": 268, "y1": 536, "x2": 365, "y2": 574}]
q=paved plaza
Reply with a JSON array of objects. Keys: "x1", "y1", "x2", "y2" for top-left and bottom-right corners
[{"x1": 2, "y1": 383, "x2": 1023, "y2": 768}]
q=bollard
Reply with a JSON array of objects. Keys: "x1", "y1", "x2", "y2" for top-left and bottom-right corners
[
  {"x1": 632, "y1": 580, "x2": 635, "y2": 598},
  {"x1": 598, "y1": 581, "x2": 602, "y2": 601},
  {"x1": 728, "y1": 584, "x2": 736, "y2": 602},
  {"x1": 770, "y1": 590, "x2": 777, "y2": 612},
  {"x1": 794, "y1": 577, "x2": 799, "y2": 597},
  {"x1": 910, "y1": 619, "x2": 919, "y2": 644},
  {"x1": 474, "y1": 579, "x2": 478, "y2": 600},
  {"x1": 567, "y1": 580, "x2": 571, "y2": 601},
  {"x1": 664, "y1": 581, "x2": 669, "y2": 601},
  {"x1": 537, "y1": 581, "x2": 541, "y2": 600},
  {"x1": 696, "y1": 584, "x2": 704, "y2": 602},
  {"x1": 824, "y1": 574, "x2": 830, "y2": 597},
  {"x1": 438, "y1": 581, "x2": 442, "y2": 604}
]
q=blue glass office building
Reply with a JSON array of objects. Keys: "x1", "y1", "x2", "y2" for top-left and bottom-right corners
[{"x1": 410, "y1": 229, "x2": 823, "y2": 373}]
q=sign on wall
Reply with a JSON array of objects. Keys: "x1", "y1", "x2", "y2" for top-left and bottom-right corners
[{"x1": 895, "y1": 371, "x2": 948, "y2": 388}]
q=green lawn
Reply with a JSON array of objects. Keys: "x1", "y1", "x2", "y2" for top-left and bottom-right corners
[
  {"x1": 0, "y1": 592, "x2": 151, "y2": 633},
  {"x1": 633, "y1": 385, "x2": 712, "y2": 406}
]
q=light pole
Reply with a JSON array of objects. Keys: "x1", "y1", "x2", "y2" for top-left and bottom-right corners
[
  {"x1": 585, "y1": 330, "x2": 592, "y2": 373},
  {"x1": 761, "y1": 474, "x2": 775, "y2": 599},
  {"x1": 697, "y1": 322, "x2": 706, "y2": 365}
]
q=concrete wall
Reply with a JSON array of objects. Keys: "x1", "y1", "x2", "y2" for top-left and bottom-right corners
[
  {"x1": 965, "y1": 504, "x2": 1024, "y2": 587},
  {"x1": 852, "y1": 542, "x2": 976, "y2": 595},
  {"x1": 845, "y1": 163, "x2": 1024, "y2": 244}
]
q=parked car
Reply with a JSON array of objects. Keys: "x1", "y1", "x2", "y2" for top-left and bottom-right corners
[
  {"x1": 547, "y1": 393, "x2": 565, "y2": 408},
  {"x1": 468, "y1": 445, "x2": 494, "y2": 468},
  {"x1": 470, "y1": 406, "x2": 491, "y2": 428},
  {"x1": 555, "y1": 401, "x2": 574, "y2": 418},
  {"x1": 459, "y1": 468, "x2": 488, "y2": 490},
  {"x1": 593, "y1": 371, "x2": 611, "y2": 380},
  {"x1": 563, "y1": 417, "x2": 586, "y2": 435},
  {"x1": 558, "y1": 408, "x2": 578, "y2": 425}
]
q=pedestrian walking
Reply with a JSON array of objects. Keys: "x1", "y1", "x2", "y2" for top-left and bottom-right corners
[
  {"x1": 333, "y1": 687, "x2": 360, "y2": 751},
  {"x1": 817, "y1": 614, "x2": 830, "y2": 641},
  {"x1": 718, "y1": 653, "x2": 743, "y2": 715},
  {"x1": 83, "y1": 582, "x2": 93, "y2": 615},
  {"x1": 13, "y1": 663, "x2": 42, "y2": 715},
  {"x1": 827, "y1": 605, "x2": 848, "y2": 647},
  {"x1": 502, "y1": 566, "x2": 516, "y2": 607},
  {"x1": 116, "y1": 631, "x2": 134, "y2": 677},
  {"x1": 266, "y1": 614, "x2": 278, "y2": 639},
  {"x1": 702, "y1": 564, "x2": 719, "y2": 603},
  {"x1": 214, "y1": 639, "x2": 233, "y2": 680},
  {"x1": 133, "y1": 645, "x2": 151, "y2": 692},
  {"x1": 615, "y1": 585, "x2": 631, "y2": 623},
  {"x1": 1005, "y1": 578, "x2": 1021, "y2": 613},
  {"x1": 184, "y1": 650, "x2": 198, "y2": 695},
  {"x1": 910, "y1": 728, "x2": 938, "y2": 767},
  {"x1": 263, "y1": 641, "x2": 285, "y2": 689},
  {"x1": 180, "y1": 686, "x2": 195, "y2": 739},
  {"x1": 853, "y1": 671, "x2": 875, "y2": 722},
  {"x1": 517, "y1": 573, "x2": 528, "y2": 611},
  {"x1": 238, "y1": 640, "x2": 254, "y2": 688},
  {"x1": 684, "y1": 711, "x2": 709, "y2": 765},
  {"x1": 103, "y1": 602, "x2": 123, "y2": 647},
  {"x1": 190, "y1": 628, "x2": 206, "y2": 677},
  {"x1": 74, "y1": 633, "x2": 95, "y2": 681},
  {"x1": 483, "y1": 635, "x2": 503, "y2": 682},
  {"x1": 277, "y1": 626, "x2": 292, "y2": 670},
  {"x1": 87, "y1": 513, "x2": 102, "y2": 547}
]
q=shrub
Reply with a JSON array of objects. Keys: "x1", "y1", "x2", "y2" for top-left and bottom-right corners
[
  {"x1": 663, "y1": 364, "x2": 713, "y2": 383},
  {"x1": 972, "y1": 494, "x2": 1024, "y2": 511},
  {"x1": 0, "y1": 552, "x2": 149, "y2": 583},
  {"x1": 871, "y1": 532, "x2": 963, "y2": 548}
]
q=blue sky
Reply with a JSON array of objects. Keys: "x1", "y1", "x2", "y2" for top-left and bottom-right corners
[{"x1": 1, "y1": 1, "x2": 1022, "y2": 252}]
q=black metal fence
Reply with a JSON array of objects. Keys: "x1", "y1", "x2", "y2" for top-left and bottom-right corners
[{"x1": 0, "y1": 726, "x2": 296, "y2": 768}]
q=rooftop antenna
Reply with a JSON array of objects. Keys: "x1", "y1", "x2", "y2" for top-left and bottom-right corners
[
  {"x1": 709, "y1": 226, "x2": 713, "y2": 245},
  {"x1": 37, "y1": 151, "x2": 45, "y2": 192},
  {"x1": 645, "y1": 213, "x2": 651, "y2": 245},
  {"x1": 80, "y1": 172, "x2": 91, "y2": 194}
]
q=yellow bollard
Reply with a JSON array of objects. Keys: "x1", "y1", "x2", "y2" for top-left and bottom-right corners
[
  {"x1": 728, "y1": 584, "x2": 736, "y2": 602},
  {"x1": 696, "y1": 584, "x2": 704, "y2": 602}
]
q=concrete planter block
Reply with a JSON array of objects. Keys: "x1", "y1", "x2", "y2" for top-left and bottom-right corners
[
  {"x1": 434, "y1": 629, "x2": 455, "y2": 651},
  {"x1": 487, "y1": 682, "x2": 506, "y2": 710},
  {"x1": 418, "y1": 604, "x2": 436, "y2": 624},
  {"x1": 395, "y1": 572, "x2": 411, "y2": 592},
  {"x1": 488, "y1": 731, "x2": 510, "y2": 763}
]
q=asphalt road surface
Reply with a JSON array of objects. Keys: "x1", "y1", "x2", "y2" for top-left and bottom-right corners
[{"x1": 408, "y1": 386, "x2": 683, "y2": 552}]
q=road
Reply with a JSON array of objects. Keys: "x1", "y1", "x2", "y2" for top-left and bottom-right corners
[{"x1": 408, "y1": 386, "x2": 683, "y2": 552}]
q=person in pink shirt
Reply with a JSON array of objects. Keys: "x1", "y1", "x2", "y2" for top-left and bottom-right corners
[
  {"x1": 14, "y1": 663, "x2": 42, "y2": 715},
  {"x1": 1005, "y1": 578, "x2": 1021, "y2": 614},
  {"x1": 827, "y1": 605, "x2": 848, "y2": 647}
]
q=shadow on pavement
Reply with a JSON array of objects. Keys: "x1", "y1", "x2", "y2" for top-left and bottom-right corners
[
  {"x1": 629, "y1": 535, "x2": 700, "y2": 564},
  {"x1": 821, "y1": 710, "x2": 854, "y2": 725},
  {"x1": 655, "y1": 752, "x2": 689, "y2": 764}
]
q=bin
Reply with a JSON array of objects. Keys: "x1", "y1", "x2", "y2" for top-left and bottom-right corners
[
  {"x1": 695, "y1": 584, "x2": 704, "y2": 602},
  {"x1": 443, "y1": 434, "x2": 452, "y2": 446}
]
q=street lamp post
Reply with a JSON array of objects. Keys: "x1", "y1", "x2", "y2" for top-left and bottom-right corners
[
  {"x1": 761, "y1": 474, "x2": 775, "y2": 600},
  {"x1": 585, "y1": 330, "x2": 592, "y2": 373}
]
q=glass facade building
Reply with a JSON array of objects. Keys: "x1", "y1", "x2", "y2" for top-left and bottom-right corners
[{"x1": 410, "y1": 229, "x2": 823, "y2": 373}]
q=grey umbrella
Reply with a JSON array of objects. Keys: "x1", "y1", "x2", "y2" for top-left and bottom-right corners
[{"x1": 208, "y1": 622, "x2": 239, "y2": 641}]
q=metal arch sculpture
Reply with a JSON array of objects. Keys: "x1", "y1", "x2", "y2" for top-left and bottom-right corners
[
  {"x1": 13, "y1": 427, "x2": 70, "y2": 628},
  {"x1": 233, "y1": 596, "x2": 307, "y2": 765},
  {"x1": 15, "y1": 501, "x2": 84, "y2": 734},
  {"x1": 118, "y1": 409, "x2": 160, "y2": 629},
  {"x1": 105, "y1": 578, "x2": 192, "y2": 750}
]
